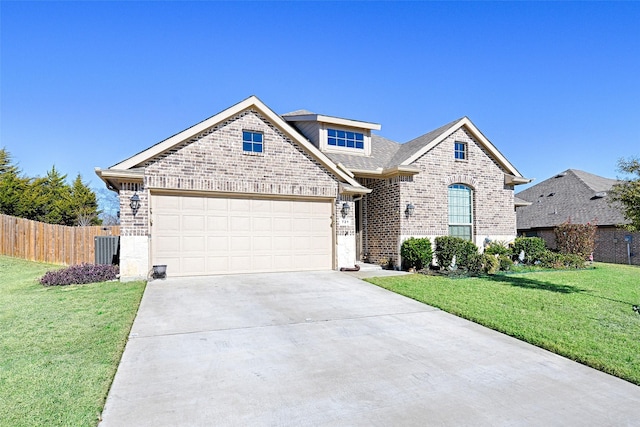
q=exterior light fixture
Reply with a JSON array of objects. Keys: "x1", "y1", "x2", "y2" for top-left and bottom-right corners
[
  {"x1": 405, "y1": 203, "x2": 415, "y2": 217},
  {"x1": 341, "y1": 202, "x2": 350, "y2": 218},
  {"x1": 130, "y1": 192, "x2": 141, "y2": 213}
]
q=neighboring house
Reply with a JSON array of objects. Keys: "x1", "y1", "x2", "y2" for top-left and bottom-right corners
[
  {"x1": 96, "y1": 96, "x2": 530, "y2": 279},
  {"x1": 516, "y1": 169, "x2": 639, "y2": 265}
]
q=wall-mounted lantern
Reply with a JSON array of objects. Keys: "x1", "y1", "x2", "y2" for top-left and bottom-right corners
[
  {"x1": 341, "y1": 202, "x2": 350, "y2": 218},
  {"x1": 130, "y1": 192, "x2": 141, "y2": 214},
  {"x1": 405, "y1": 203, "x2": 415, "y2": 218}
]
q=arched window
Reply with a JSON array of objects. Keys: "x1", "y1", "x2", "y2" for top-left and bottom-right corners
[{"x1": 448, "y1": 184, "x2": 473, "y2": 240}]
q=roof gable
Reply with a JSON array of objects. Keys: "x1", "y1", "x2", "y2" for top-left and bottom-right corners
[
  {"x1": 105, "y1": 96, "x2": 365, "y2": 190},
  {"x1": 398, "y1": 117, "x2": 524, "y2": 178}
]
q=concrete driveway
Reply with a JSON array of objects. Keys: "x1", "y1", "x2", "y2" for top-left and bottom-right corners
[{"x1": 100, "y1": 271, "x2": 640, "y2": 426}]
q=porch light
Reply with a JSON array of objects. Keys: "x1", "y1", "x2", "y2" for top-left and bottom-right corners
[
  {"x1": 405, "y1": 203, "x2": 415, "y2": 217},
  {"x1": 130, "y1": 192, "x2": 141, "y2": 213},
  {"x1": 341, "y1": 202, "x2": 350, "y2": 218}
]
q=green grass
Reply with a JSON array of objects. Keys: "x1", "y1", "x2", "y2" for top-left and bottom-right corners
[
  {"x1": 367, "y1": 263, "x2": 640, "y2": 385},
  {"x1": 0, "y1": 255, "x2": 146, "y2": 427}
]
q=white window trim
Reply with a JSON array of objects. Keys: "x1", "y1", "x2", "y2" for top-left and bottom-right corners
[
  {"x1": 319, "y1": 124, "x2": 371, "y2": 156},
  {"x1": 448, "y1": 184, "x2": 474, "y2": 240}
]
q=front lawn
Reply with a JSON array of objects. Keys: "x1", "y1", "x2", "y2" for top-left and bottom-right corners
[
  {"x1": 367, "y1": 263, "x2": 640, "y2": 385},
  {"x1": 0, "y1": 255, "x2": 146, "y2": 427}
]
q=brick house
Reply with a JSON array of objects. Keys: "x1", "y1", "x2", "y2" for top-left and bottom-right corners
[
  {"x1": 96, "y1": 96, "x2": 530, "y2": 279},
  {"x1": 516, "y1": 169, "x2": 639, "y2": 265}
]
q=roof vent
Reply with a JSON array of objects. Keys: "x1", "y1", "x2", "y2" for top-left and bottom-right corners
[
  {"x1": 555, "y1": 172, "x2": 567, "y2": 178},
  {"x1": 548, "y1": 192, "x2": 555, "y2": 197},
  {"x1": 592, "y1": 191, "x2": 607, "y2": 199}
]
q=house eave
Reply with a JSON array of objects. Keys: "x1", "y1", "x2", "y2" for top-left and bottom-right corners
[
  {"x1": 505, "y1": 174, "x2": 532, "y2": 186},
  {"x1": 283, "y1": 114, "x2": 381, "y2": 131},
  {"x1": 349, "y1": 165, "x2": 421, "y2": 179},
  {"x1": 95, "y1": 167, "x2": 144, "y2": 191},
  {"x1": 339, "y1": 183, "x2": 372, "y2": 195}
]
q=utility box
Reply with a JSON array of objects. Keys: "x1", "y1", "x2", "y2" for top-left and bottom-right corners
[{"x1": 95, "y1": 236, "x2": 120, "y2": 265}]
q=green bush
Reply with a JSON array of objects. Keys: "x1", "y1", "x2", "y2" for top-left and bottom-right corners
[
  {"x1": 458, "y1": 240, "x2": 481, "y2": 271},
  {"x1": 498, "y1": 255, "x2": 513, "y2": 271},
  {"x1": 539, "y1": 250, "x2": 586, "y2": 269},
  {"x1": 400, "y1": 237, "x2": 433, "y2": 270},
  {"x1": 482, "y1": 253, "x2": 500, "y2": 274},
  {"x1": 512, "y1": 237, "x2": 547, "y2": 264},
  {"x1": 434, "y1": 236, "x2": 480, "y2": 271},
  {"x1": 484, "y1": 241, "x2": 511, "y2": 257}
]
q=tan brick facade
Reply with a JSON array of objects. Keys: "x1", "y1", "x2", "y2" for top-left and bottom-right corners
[{"x1": 361, "y1": 127, "x2": 517, "y2": 267}]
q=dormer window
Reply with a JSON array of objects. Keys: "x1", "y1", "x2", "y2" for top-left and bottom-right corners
[{"x1": 327, "y1": 129, "x2": 364, "y2": 149}]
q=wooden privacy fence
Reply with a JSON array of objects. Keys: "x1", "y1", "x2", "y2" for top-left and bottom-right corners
[{"x1": 0, "y1": 214, "x2": 120, "y2": 265}]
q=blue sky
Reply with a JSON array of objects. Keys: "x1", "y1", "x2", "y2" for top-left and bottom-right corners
[{"x1": 2, "y1": 1, "x2": 639, "y2": 199}]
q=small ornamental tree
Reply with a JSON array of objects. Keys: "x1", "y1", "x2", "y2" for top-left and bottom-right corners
[
  {"x1": 400, "y1": 237, "x2": 433, "y2": 270},
  {"x1": 554, "y1": 220, "x2": 597, "y2": 260}
]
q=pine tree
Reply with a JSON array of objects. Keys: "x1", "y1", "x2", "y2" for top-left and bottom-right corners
[
  {"x1": 70, "y1": 174, "x2": 101, "y2": 225},
  {"x1": 0, "y1": 148, "x2": 29, "y2": 217}
]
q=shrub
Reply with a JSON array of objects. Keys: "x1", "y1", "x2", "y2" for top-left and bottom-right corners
[
  {"x1": 554, "y1": 220, "x2": 597, "y2": 260},
  {"x1": 512, "y1": 237, "x2": 547, "y2": 264},
  {"x1": 434, "y1": 236, "x2": 480, "y2": 271},
  {"x1": 457, "y1": 240, "x2": 481, "y2": 271},
  {"x1": 539, "y1": 250, "x2": 586, "y2": 269},
  {"x1": 484, "y1": 241, "x2": 511, "y2": 257},
  {"x1": 482, "y1": 253, "x2": 500, "y2": 274},
  {"x1": 498, "y1": 255, "x2": 513, "y2": 271},
  {"x1": 400, "y1": 237, "x2": 433, "y2": 271},
  {"x1": 40, "y1": 263, "x2": 119, "y2": 286}
]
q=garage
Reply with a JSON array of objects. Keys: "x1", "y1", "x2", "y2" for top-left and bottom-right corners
[{"x1": 151, "y1": 193, "x2": 334, "y2": 276}]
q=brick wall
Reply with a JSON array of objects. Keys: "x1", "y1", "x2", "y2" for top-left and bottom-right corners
[
  {"x1": 402, "y1": 127, "x2": 515, "y2": 239},
  {"x1": 361, "y1": 177, "x2": 401, "y2": 265},
  {"x1": 120, "y1": 109, "x2": 341, "y2": 238},
  {"x1": 360, "y1": 127, "x2": 517, "y2": 266}
]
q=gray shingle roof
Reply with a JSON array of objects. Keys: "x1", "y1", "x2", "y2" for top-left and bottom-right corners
[
  {"x1": 324, "y1": 134, "x2": 402, "y2": 170},
  {"x1": 322, "y1": 118, "x2": 464, "y2": 170},
  {"x1": 387, "y1": 118, "x2": 463, "y2": 166},
  {"x1": 516, "y1": 169, "x2": 627, "y2": 228}
]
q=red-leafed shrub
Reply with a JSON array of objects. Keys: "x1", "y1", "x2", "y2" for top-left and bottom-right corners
[
  {"x1": 40, "y1": 263, "x2": 118, "y2": 286},
  {"x1": 554, "y1": 220, "x2": 597, "y2": 260}
]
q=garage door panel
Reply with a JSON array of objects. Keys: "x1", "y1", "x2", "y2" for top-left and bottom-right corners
[
  {"x1": 253, "y1": 236, "x2": 272, "y2": 251},
  {"x1": 208, "y1": 216, "x2": 228, "y2": 231},
  {"x1": 152, "y1": 195, "x2": 333, "y2": 276},
  {"x1": 207, "y1": 236, "x2": 229, "y2": 251},
  {"x1": 273, "y1": 218, "x2": 291, "y2": 232},
  {"x1": 182, "y1": 235, "x2": 206, "y2": 252},
  {"x1": 253, "y1": 217, "x2": 272, "y2": 232},
  {"x1": 231, "y1": 236, "x2": 251, "y2": 251},
  {"x1": 182, "y1": 197, "x2": 205, "y2": 210},
  {"x1": 156, "y1": 214, "x2": 180, "y2": 231},
  {"x1": 230, "y1": 217, "x2": 250, "y2": 232},
  {"x1": 182, "y1": 215, "x2": 205, "y2": 231}
]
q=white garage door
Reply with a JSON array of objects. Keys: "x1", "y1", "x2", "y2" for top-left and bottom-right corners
[{"x1": 151, "y1": 194, "x2": 334, "y2": 276}]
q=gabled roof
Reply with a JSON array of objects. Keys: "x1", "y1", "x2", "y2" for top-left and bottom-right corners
[
  {"x1": 97, "y1": 96, "x2": 368, "y2": 192},
  {"x1": 320, "y1": 116, "x2": 527, "y2": 181},
  {"x1": 516, "y1": 169, "x2": 627, "y2": 228}
]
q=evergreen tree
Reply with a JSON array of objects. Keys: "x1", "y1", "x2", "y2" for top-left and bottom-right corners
[
  {"x1": 28, "y1": 166, "x2": 73, "y2": 225},
  {"x1": 70, "y1": 174, "x2": 101, "y2": 225},
  {"x1": 0, "y1": 148, "x2": 30, "y2": 217}
]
